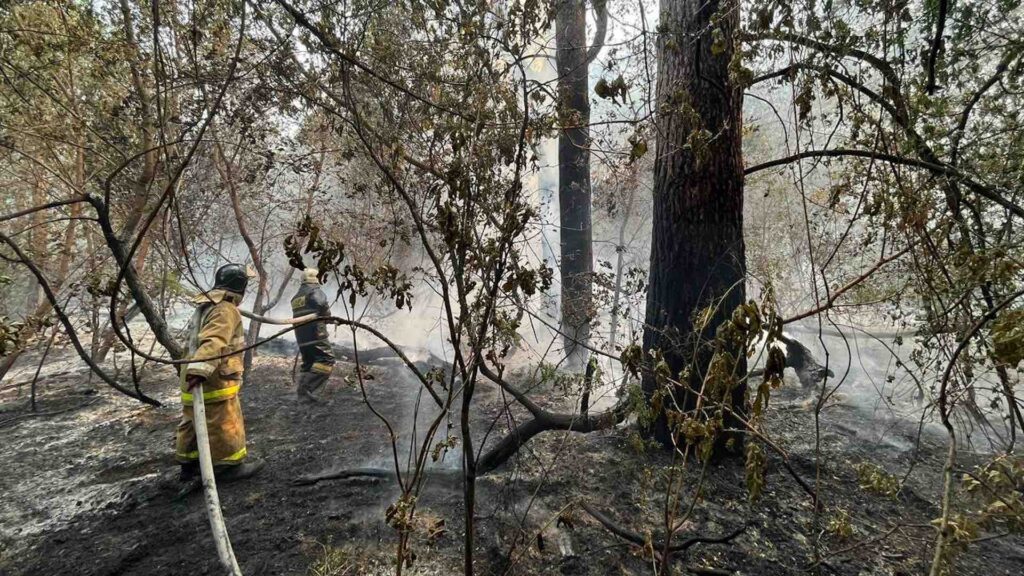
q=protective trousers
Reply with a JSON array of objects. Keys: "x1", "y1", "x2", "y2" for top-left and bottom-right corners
[{"x1": 297, "y1": 345, "x2": 334, "y2": 395}]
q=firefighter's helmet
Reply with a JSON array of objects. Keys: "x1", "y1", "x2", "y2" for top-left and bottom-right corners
[{"x1": 213, "y1": 263, "x2": 249, "y2": 295}]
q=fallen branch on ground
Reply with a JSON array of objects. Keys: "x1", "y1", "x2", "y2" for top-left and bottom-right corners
[
  {"x1": 687, "y1": 568, "x2": 733, "y2": 576},
  {"x1": 291, "y1": 466, "x2": 460, "y2": 486},
  {"x1": 475, "y1": 362, "x2": 631, "y2": 474},
  {"x1": 0, "y1": 398, "x2": 101, "y2": 428},
  {"x1": 292, "y1": 467, "x2": 395, "y2": 486},
  {"x1": 580, "y1": 501, "x2": 747, "y2": 553}
]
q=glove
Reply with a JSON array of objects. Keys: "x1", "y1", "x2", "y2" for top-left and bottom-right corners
[{"x1": 186, "y1": 375, "x2": 206, "y2": 391}]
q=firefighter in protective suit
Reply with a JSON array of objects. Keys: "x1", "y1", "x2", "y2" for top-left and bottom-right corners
[
  {"x1": 291, "y1": 268, "x2": 335, "y2": 403},
  {"x1": 177, "y1": 263, "x2": 264, "y2": 483}
]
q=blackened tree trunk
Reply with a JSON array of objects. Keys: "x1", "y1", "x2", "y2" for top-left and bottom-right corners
[
  {"x1": 641, "y1": 0, "x2": 746, "y2": 449},
  {"x1": 556, "y1": 0, "x2": 606, "y2": 367}
]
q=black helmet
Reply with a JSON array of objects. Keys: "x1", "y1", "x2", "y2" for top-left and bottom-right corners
[{"x1": 213, "y1": 263, "x2": 249, "y2": 295}]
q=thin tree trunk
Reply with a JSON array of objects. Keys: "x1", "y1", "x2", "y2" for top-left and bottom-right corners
[
  {"x1": 461, "y1": 375, "x2": 477, "y2": 576},
  {"x1": 608, "y1": 182, "x2": 637, "y2": 353},
  {"x1": 556, "y1": 0, "x2": 606, "y2": 368},
  {"x1": 641, "y1": 0, "x2": 746, "y2": 450},
  {"x1": 26, "y1": 176, "x2": 46, "y2": 311},
  {"x1": 214, "y1": 138, "x2": 269, "y2": 379}
]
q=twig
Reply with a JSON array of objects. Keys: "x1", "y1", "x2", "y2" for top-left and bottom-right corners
[
  {"x1": 29, "y1": 327, "x2": 59, "y2": 412},
  {"x1": 925, "y1": 0, "x2": 949, "y2": 94},
  {"x1": 580, "y1": 502, "x2": 746, "y2": 553}
]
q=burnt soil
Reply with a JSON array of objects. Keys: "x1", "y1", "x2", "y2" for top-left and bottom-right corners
[{"x1": 1, "y1": 353, "x2": 1022, "y2": 576}]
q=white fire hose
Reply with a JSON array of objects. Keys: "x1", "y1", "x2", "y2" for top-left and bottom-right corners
[
  {"x1": 185, "y1": 309, "x2": 315, "y2": 575},
  {"x1": 190, "y1": 378, "x2": 243, "y2": 576},
  {"x1": 239, "y1": 309, "x2": 316, "y2": 325}
]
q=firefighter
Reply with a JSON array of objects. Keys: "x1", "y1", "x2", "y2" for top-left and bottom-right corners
[
  {"x1": 291, "y1": 268, "x2": 335, "y2": 403},
  {"x1": 177, "y1": 263, "x2": 263, "y2": 483}
]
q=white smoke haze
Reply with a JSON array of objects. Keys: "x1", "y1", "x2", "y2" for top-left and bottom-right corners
[{"x1": 4, "y1": 0, "x2": 1012, "y2": 479}]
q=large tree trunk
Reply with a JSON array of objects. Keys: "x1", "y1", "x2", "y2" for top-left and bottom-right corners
[
  {"x1": 555, "y1": 0, "x2": 605, "y2": 368},
  {"x1": 641, "y1": 0, "x2": 746, "y2": 450}
]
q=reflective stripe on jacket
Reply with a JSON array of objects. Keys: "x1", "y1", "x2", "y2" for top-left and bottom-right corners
[{"x1": 291, "y1": 282, "x2": 331, "y2": 348}]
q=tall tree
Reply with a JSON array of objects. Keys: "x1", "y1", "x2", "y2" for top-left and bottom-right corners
[
  {"x1": 555, "y1": 0, "x2": 606, "y2": 367},
  {"x1": 641, "y1": 0, "x2": 747, "y2": 449}
]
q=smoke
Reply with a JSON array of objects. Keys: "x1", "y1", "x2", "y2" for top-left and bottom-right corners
[{"x1": 775, "y1": 322, "x2": 1013, "y2": 453}]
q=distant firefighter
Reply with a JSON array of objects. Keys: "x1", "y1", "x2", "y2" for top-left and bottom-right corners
[
  {"x1": 291, "y1": 268, "x2": 336, "y2": 403},
  {"x1": 177, "y1": 263, "x2": 263, "y2": 483}
]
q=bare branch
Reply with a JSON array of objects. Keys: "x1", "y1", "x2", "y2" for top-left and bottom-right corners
[
  {"x1": 782, "y1": 244, "x2": 913, "y2": 324},
  {"x1": 580, "y1": 501, "x2": 747, "y2": 553},
  {"x1": 475, "y1": 362, "x2": 631, "y2": 474},
  {"x1": 745, "y1": 148, "x2": 1024, "y2": 220},
  {"x1": 0, "y1": 231, "x2": 160, "y2": 406},
  {"x1": 0, "y1": 195, "x2": 87, "y2": 224},
  {"x1": 925, "y1": 0, "x2": 949, "y2": 94},
  {"x1": 585, "y1": 0, "x2": 608, "y2": 65}
]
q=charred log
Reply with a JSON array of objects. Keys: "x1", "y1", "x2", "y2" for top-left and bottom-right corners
[
  {"x1": 476, "y1": 397, "x2": 630, "y2": 475},
  {"x1": 292, "y1": 466, "x2": 401, "y2": 486},
  {"x1": 778, "y1": 334, "x2": 833, "y2": 389}
]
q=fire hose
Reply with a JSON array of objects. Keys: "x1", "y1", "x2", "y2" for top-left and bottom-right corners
[{"x1": 186, "y1": 308, "x2": 316, "y2": 575}]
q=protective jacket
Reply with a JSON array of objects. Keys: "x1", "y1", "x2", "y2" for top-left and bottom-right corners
[
  {"x1": 176, "y1": 289, "x2": 248, "y2": 465},
  {"x1": 291, "y1": 281, "x2": 335, "y2": 375}
]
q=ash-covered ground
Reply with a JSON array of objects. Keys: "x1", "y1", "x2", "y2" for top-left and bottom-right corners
[{"x1": 0, "y1": 347, "x2": 1022, "y2": 576}]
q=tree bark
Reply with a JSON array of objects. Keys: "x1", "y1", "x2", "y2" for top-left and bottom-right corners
[
  {"x1": 28, "y1": 176, "x2": 48, "y2": 310},
  {"x1": 608, "y1": 180, "x2": 636, "y2": 353},
  {"x1": 556, "y1": 1, "x2": 604, "y2": 368},
  {"x1": 641, "y1": 0, "x2": 746, "y2": 449}
]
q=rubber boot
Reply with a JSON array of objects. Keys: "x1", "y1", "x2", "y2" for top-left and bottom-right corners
[
  {"x1": 298, "y1": 387, "x2": 330, "y2": 405},
  {"x1": 175, "y1": 463, "x2": 202, "y2": 500},
  {"x1": 214, "y1": 458, "x2": 265, "y2": 483},
  {"x1": 297, "y1": 372, "x2": 330, "y2": 405},
  {"x1": 179, "y1": 461, "x2": 199, "y2": 483}
]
